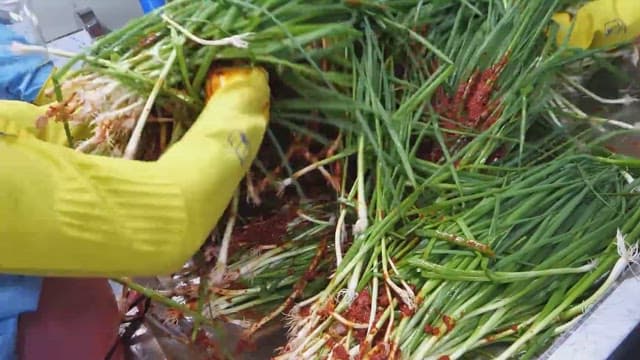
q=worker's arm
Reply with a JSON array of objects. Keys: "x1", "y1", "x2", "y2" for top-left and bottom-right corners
[
  {"x1": 0, "y1": 67, "x2": 270, "y2": 277},
  {"x1": 0, "y1": 21, "x2": 56, "y2": 360}
]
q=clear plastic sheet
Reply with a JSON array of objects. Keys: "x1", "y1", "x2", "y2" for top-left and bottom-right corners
[{"x1": 1, "y1": 0, "x2": 46, "y2": 48}]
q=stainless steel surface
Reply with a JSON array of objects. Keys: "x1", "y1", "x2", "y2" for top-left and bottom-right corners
[{"x1": 542, "y1": 266, "x2": 640, "y2": 360}]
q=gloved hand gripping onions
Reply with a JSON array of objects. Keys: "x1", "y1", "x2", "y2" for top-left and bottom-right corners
[
  {"x1": 5, "y1": 0, "x2": 363, "y2": 274},
  {"x1": 28, "y1": 0, "x2": 360, "y2": 159}
]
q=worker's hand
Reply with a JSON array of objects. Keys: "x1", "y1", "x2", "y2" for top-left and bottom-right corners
[
  {"x1": 553, "y1": 0, "x2": 640, "y2": 49},
  {"x1": 0, "y1": 66, "x2": 270, "y2": 277},
  {"x1": 0, "y1": 23, "x2": 53, "y2": 102}
]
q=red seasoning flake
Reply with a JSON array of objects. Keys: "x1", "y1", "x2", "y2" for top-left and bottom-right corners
[
  {"x1": 354, "y1": 329, "x2": 367, "y2": 343},
  {"x1": 344, "y1": 290, "x2": 372, "y2": 324},
  {"x1": 356, "y1": 340, "x2": 370, "y2": 360},
  {"x1": 304, "y1": 269, "x2": 318, "y2": 281},
  {"x1": 443, "y1": 315, "x2": 456, "y2": 334},
  {"x1": 511, "y1": 324, "x2": 519, "y2": 332},
  {"x1": 333, "y1": 345, "x2": 350, "y2": 360},
  {"x1": 427, "y1": 54, "x2": 510, "y2": 163},
  {"x1": 378, "y1": 290, "x2": 390, "y2": 308},
  {"x1": 231, "y1": 207, "x2": 297, "y2": 249},
  {"x1": 318, "y1": 298, "x2": 336, "y2": 318},
  {"x1": 393, "y1": 348, "x2": 403, "y2": 360},
  {"x1": 399, "y1": 303, "x2": 414, "y2": 317},
  {"x1": 424, "y1": 324, "x2": 441, "y2": 337},
  {"x1": 138, "y1": 32, "x2": 162, "y2": 49},
  {"x1": 434, "y1": 87, "x2": 450, "y2": 119},
  {"x1": 438, "y1": 356, "x2": 451, "y2": 360},
  {"x1": 480, "y1": 101, "x2": 504, "y2": 131},
  {"x1": 235, "y1": 338, "x2": 257, "y2": 354},
  {"x1": 344, "y1": 290, "x2": 373, "y2": 342},
  {"x1": 369, "y1": 342, "x2": 391, "y2": 360},
  {"x1": 424, "y1": 324, "x2": 434, "y2": 334},
  {"x1": 485, "y1": 335, "x2": 497, "y2": 343},
  {"x1": 466, "y1": 56, "x2": 509, "y2": 126},
  {"x1": 432, "y1": 327, "x2": 441, "y2": 337},
  {"x1": 299, "y1": 305, "x2": 311, "y2": 317}
]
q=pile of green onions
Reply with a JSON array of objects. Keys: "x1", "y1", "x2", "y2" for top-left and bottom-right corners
[
  {"x1": 279, "y1": 149, "x2": 640, "y2": 359},
  {"x1": 274, "y1": 1, "x2": 640, "y2": 359}
]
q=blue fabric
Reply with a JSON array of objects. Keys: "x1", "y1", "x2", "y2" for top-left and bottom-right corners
[
  {"x1": 0, "y1": 23, "x2": 47, "y2": 360},
  {"x1": 0, "y1": 276, "x2": 42, "y2": 360},
  {"x1": 0, "y1": 24, "x2": 53, "y2": 102},
  {"x1": 139, "y1": 0, "x2": 165, "y2": 14}
]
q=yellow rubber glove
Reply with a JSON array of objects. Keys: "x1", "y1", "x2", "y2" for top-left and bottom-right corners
[
  {"x1": 0, "y1": 99, "x2": 90, "y2": 146},
  {"x1": 0, "y1": 67, "x2": 270, "y2": 277},
  {"x1": 553, "y1": 0, "x2": 640, "y2": 49}
]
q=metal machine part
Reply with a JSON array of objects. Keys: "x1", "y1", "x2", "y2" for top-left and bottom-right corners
[
  {"x1": 74, "y1": 6, "x2": 107, "y2": 39},
  {"x1": 27, "y1": 0, "x2": 142, "y2": 42}
]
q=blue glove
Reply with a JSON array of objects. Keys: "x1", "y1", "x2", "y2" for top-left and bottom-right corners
[
  {"x1": 0, "y1": 23, "x2": 53, "y2": 102},
  {"x1": 0, "y1": 276, "x2": 42, "y2": 360}
]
